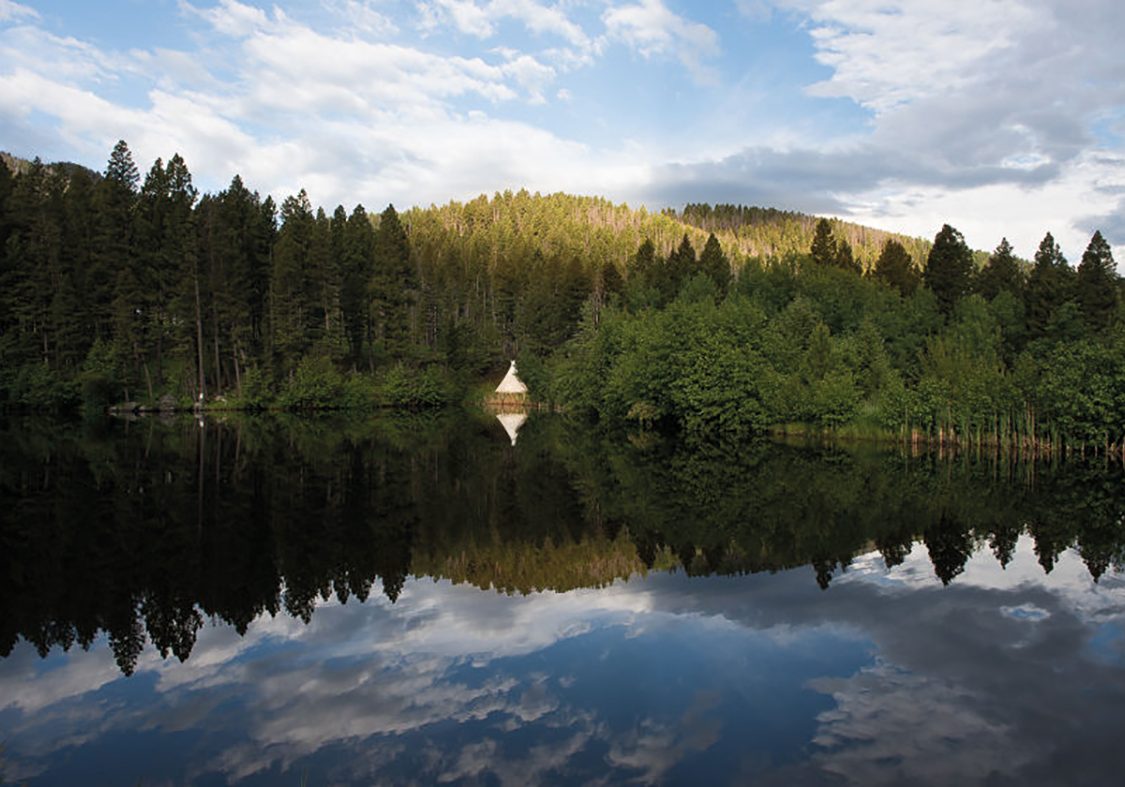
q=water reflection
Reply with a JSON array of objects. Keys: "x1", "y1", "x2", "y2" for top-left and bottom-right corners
[
  {"x1": 1, "y1": 414, "x2": 1125, "y2": 784},
  {"x1": 495, "y1": 411, "x2": 528, "y2": 445}
]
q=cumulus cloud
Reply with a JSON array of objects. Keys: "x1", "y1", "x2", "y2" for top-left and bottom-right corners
[{"x1": 0, "y1": 0, "x2": 658, "y2": 210}]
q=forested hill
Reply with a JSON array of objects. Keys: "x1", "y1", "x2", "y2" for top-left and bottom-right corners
[
  {"x1": 674, "y1": 203, "x2": 934, "y2": 267},
  {"x1": 405, "y1": 191, "x2": 932, "y2": 275},
  {"x1": 0, "y1": 142, "x2": 938, "y2": 413}
]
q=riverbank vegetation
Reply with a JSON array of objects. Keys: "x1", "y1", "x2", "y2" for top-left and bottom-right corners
[
  {"x1": 1, "y1": 142, "x2": 1122, "y2": 449},
  {"x1": 549, "y1": 220, "x2": 1124, "y2": 454}
]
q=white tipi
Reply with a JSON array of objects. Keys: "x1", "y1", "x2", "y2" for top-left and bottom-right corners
[{"x1": 495, "y1": 360, "x2": 528, "y2": 395}]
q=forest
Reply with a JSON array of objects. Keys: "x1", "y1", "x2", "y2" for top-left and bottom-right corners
[{"x1": 1, "y1": 141, "x2": 1123, "y2": 449}]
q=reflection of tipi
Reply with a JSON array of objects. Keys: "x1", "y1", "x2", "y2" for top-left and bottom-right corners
[
  {"x1": 495, "y1": 360, "x2": 528, "y2": 395},
  {"x1": 496, "y1": 412, "x2": 528, "y2": 446}
]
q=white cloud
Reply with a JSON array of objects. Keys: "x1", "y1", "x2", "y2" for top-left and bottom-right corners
[
  {"x1": 648, "y1": 0, "x2": 1125, "y2": 259},
  {"x1": 794, "y1": 0, "x2": 1042, "y2": 112},
  {"x1": 603, "y1": 0, "x2": 720, "y2": 82},
  {"x1": 0, "y1": 0, "x2": 37, "y2": 22},
  {"x1": 426, "y1": 0, "x2": 495, "y2": 37},
  {"x1": 332, "y1": 0, "x2": 399, "y2": 37},
  {"x1": 420, "y1": 0, "x2": 591, "y2": 48},
  {"x1": 184, "y1": 0, "x2": 273, "y2": 37},
  {"x1": 0, "y1": 0, "x2": 659, "y2": 213}
]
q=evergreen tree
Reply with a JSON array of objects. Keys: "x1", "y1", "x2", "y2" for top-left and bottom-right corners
[
  {"x1": 271, "y1": 190, "x2": 315, "y2": 372},
  {"x1": 976, "y1": 237, "x2": 1023, "y2": 300},
  {"x1": 834, "y1": 239, "x2": 860, "y2": 273},
  {"x1": 632, "y1": 238, "x2": 658, "y2": 282},
  {"x1": 699, "y1": 233, "x2": 731, "y2": 294},
  {"x1": 90, "y1": 141, "x2": 140, "y2": 339},
  {"x1": 810, "y1": 218, "x2": 836, "y2": 267},
  {"x1": 923, "y1": 224, "x2": 973, "y2": 313},
  {"x1": 1025, "y1": 231, "x2": 1074, "y2": 340},
  {"x1": 874, "y1": 238, "x2": 920, "y2": 296},
  {"x1": 1075, "y1": 230, "x2": 1118, "y2": 332},
  {"x1": 660, "y1": 234, "x2": 696, "y2": 303},
  {"x1": 341, "y1": 204, "x2": 374, "y2": 364},
  {"x1": 371, "y1": 204, "x2": 415, "y2": 362}
]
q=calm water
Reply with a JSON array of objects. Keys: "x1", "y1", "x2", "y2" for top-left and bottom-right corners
[{"x1": 2, "y1": 412, "x2": 1125, "y2": 786}]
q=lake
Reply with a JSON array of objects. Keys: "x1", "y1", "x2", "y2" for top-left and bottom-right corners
[{"x1": 2, "y1": 412, "x2": 1125, "y2": 785}]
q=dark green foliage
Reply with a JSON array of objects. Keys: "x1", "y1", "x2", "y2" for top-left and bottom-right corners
[
  {"x1": 341, "y1": 204, "x2": 374, "y2": 363},
  {"x1": 1076, "y1": 230, "x2": 1118, "y2": 333},
  {"x1": 810, "y1": 218, "x2": 836, "y2": 267},
  {"x1": 699, "y1": 233, "x2": 731, "y2": 294},
  {"x1": 835, "y1": 240, "x2": 860, "y2": 273},
  {"x1": 874, "y1": 238, "x2": 920, "y2": 296},
  {"x1": 371, "y1": 204, "x2": 414, "y2": 362},
  {"x1": 924, "y1": 224, "x2": 973, "y2": 313},
  {"x1": 976, "y1": 237, "x2": 1023, "y2": 300},
  {"x1": 1025, "y1": 232, "x2": 1075, "y2": 341}
]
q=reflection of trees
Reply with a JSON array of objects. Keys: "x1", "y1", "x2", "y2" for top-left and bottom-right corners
[
  {"x1": 923, "y1": 513, "x2": 973, "y2": 586},
  {"x1": 1, "y1": 414, "x2": 1125, "y2": 675}
]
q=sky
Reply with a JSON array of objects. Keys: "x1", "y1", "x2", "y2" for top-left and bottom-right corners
[{"x1": 1, "y1": 0, "x2": 1123, "y2": 261}]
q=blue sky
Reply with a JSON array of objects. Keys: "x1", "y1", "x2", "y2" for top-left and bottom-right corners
[{"x1": 1, "y1": 0, "x2": 1123, "y2": 260}]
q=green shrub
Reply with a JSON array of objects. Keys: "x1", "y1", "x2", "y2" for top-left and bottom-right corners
[{"x1": 277, "y1": 355, "x2": 345, "y2": 410}]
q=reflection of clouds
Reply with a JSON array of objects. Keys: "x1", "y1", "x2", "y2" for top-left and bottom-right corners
[
  {"x1": 0, "y1": 578, "x2": 655, "y2": 783},
  {"x1": 809, "y1": 663, "x2": 1026, "y2": 786},
  {"x1": 839, "y1": 535, "x2": 1125, "y2": 623},
  {"x1": 0, "y1": 641, "x2": 121, "y2": 714},
  {"x1": 190, "y1": 580, "x2": 651, "y2": 782},
  {"x1": 630, "y1": 539, "x2": 1125, "y2": 787},
  {"x1": 3, "y1": 539, "x2": 1125, "y2": 785},
  {"x1": 436, "y1": 726, "x2": 598, "y2": 787},
  {"x1": 607, "y1": 691, "x2": 723, "y2": 784}
]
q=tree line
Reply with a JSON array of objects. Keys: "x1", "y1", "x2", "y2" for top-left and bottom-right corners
[
  {"x1": 549, "y1": 217, "x2": 1125, "y2": 452},
  {"x1": 1, "y1": 141, "x2": 933, "y2": 412},
  {"x1": 3, "y1": 141, "x2": 1122, "y2": 447}
]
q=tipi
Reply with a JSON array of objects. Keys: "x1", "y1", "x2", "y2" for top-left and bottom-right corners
[{"x1": 495, "y1": 360, "x2": 528, "y2": 395}]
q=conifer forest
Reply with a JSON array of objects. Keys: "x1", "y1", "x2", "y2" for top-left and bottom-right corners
[{"x1": 2, "y1": 142, "x2": 1123, "y2": 451}]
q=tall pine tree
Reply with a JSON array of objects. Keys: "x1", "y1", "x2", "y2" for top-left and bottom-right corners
[
  {"x1": 975, "y1": 237, "x2": 1023, "y2": 300},
  {"x1": 1075, "y1": 230, "x2": 1118, "y2": 332},
  {"x1": 810, "y1": 218, "x2": 836, "y2": 267},
  {"x1": 923, "y1": 224, "x2": 973, "y2": 313},
  {"x1": 1024, "y1": 231, "x2": 1073, "y2": 340}
]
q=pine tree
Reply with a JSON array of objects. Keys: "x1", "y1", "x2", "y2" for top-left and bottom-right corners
[
  {"x1": 371, "y1": 204, "x2": 415, "y2": 362},
  {"x1": 976, "y1": 237, "x2": 1023, "y2": 300},
  {"x1": 662, "y1": 234, "x2": 696, "y2": 302},
  {"x1": 834, "y1": 239, "x2": 860, "y2": 273},
  {"x1": 91, "y1": 141, "x2": 140, "y2": 339},
  {"x1": 874, "y1": 238, "x2": 920, "y2": 296},
  {"x1": 923, "y1": 224, "x2": 973, "y2": 313},
  {"x1": 1025, "y1": 232, "x2": 1073, "y2": 340},
  {"x1": 699, "y1": 233, "x2": 731, "y2": 294},
  {"x1": 1075, "y1": 230, "x2": 1118, "y2": 332},
  {"x1": 271, "y1": 190, "x2": 314, "y2": 372},
  {"x1": 810, "y1": 218, "x2": 836, "y2": 267},
  {"x1": 340, "y1": 204, "x2": 374, "y2": 364}
]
